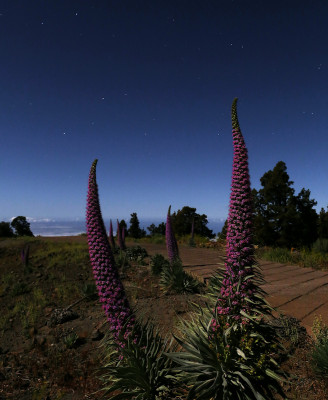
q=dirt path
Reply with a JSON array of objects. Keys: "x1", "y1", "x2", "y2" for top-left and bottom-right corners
[{"x1": 139, "y1": 242, "x2": 328, "y2": 335}]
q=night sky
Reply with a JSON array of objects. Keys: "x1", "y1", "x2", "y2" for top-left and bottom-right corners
[{"x1": 1, "y1": 1, "x2": 327, "y2": 224}]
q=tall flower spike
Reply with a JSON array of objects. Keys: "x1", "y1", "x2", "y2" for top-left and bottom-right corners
[
  {"x1": 86, "y1": 160, "x2": 134, "y2": 344},
  {"x1": 117, "y1": 219, "x2": 124, "y2": 250},
  {"x1": 166, "y1": 205, "x2": 179, "y2": 263},
  {"x1": 108, "y1": 219, "x2": 116, "y2": 249},
  {"x1": 122, "y1": 226, "x2": 126, "y2": 249},
  {"x1": 215, "y1": 98, "x2": 256, "y2": 320}
]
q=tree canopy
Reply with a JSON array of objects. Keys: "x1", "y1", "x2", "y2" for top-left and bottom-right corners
[
  {"x1": 128, "y1": 213, "x2": 146, "y2": 238},
  {"x1": 318, "y1": 207, "x2": 328, "y2": 239},
  {"x1": 170, "y1": 206, "x2": 215, "y2": 238},
  {"x1": 0, "y1": 221, "x2": 14, "y2": 237},
  {"x1": 147, "y1": 222, "x2": 166, "y2": 236},
  {"x1": 11, "y1": 216, "x2": 34, "y2": 237},
  {"x1": 252, "y1": 161, "x2": 318, "y2": 248}
]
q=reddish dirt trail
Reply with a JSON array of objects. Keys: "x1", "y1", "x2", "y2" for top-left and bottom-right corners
[{"x1": 139, "y1": 242, "x2": 328, "y2": 335}]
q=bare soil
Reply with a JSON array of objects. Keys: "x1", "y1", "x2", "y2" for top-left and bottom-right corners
[{"x1": 0, "y1": 236, "x2": 327, "y2": 399}]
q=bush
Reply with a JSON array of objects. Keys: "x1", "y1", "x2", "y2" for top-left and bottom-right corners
[
  {"x1": 81, "y1": 282, "x2": 98, "y2": 300},
  {"x1": 11, "y1": 282, "x2": 31, "y2": 297},
  {"x1": 311, "y1": 339, "x2": 328, "y2": 378},
  {"x1": 312, "y1": 315, "x2": 328, "y2": 345},
  {"x1": 125, "y1": 246, "x2": 148, "y2": 263},
  {"x1": 160, "y1": 260, "x2": 203, "y2": 294},
  {"x1": 312, "y1": 238, "x2": 328, "y2": 254},
  {"x1": 150, "y1": 254, "x2": 170, "y2": 276},
  {"x1": 114, "y1": 250, "x2": 130, "y2": 270},
  {"x1": 310, "y1": 316, "x2": 328, "y2": 379}
]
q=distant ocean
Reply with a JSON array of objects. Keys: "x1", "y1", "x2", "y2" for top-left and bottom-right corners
[{"x1": 27, "y1": 218, "x2": 225, "y2": 237}]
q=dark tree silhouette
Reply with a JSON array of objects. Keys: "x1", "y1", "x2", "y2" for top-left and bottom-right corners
[
  {"x1": 252, "y1": 162, "x2": 318, "y2": 248},
  {"x1": 0, "y1": 221, "x2": 14, "y2": 237},
  {"x1": 11, "y1": 216, "x2": 34, "y2": 237},
  {"x1": 128, "y1": 213, "x2": 146, "y2": 239},
  {"x1": 170, "y1": 206, "x2": 214, "y2": 238}
]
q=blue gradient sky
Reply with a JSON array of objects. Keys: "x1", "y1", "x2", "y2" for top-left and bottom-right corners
[{"x1": 1, "y1": 1, "x2": 327, "y2": 224}]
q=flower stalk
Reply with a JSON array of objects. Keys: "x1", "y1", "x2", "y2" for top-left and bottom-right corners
[
  {"x1": 165, "y1": 205, "x2": 179, "y2": 263},
  {"x1": 214, "y1": 98, "x2": 256, "y2": 322},
  {"x1": 116, "y1": 219, "x2": 125, "y2": 250},
  {"x1": 108, "y1": 219, "x2": 115, "y2": 250},
  {"x1": 86, "y1": 159, "x2": 134, "y2": 344}
]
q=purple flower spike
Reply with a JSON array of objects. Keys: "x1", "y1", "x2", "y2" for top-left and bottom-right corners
[
  {"x1": 109, "y1": 219, "x2": 116, "y2": 249},
  {"x1": 86, "y1": 160, "x2": 134, "y2": 344},
  {"x1": 21, "y1": 245, "x2": 29, "y2": 267},
  {"x1": 166, "y1": 205, "x2": 179, "y2": 263},
  {"x1": 122, "y1": 226, "x2": 126, "y2": 248},
  {"x1": 117, "y1": 219, "x2": 124, "y2": 250},
  {"x1": 215, "y1": 99, "x2": 255, "y2": 320}
]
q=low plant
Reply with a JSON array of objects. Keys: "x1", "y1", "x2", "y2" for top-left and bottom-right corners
[
  {"x1": 160, "y1": 259, "x2": 203, "y2": 294},
  {"x1": 55, "y1": 282, "x2": 80, "y2": 304},
  {"x1": 63, "y1": 330, "x2": 79, "y2": 349},
  {"x1": 125, "y1": 245, "x2": 148, "y2": 264},
  {"x1": 81, "y1": 282, "x2": 98, "y2": 300},
  {"x1": 311, "y1": 338, "x2": 328, "y2": 378},
  {"x1": 150, "y1": 253, "x2": 170, "y2": 276},
  {"x1": 115, "y1": 250, "x2": 130, "y2": 270},
  {"x1": 168, "y1": 302, "x2": 286, "y2": 400},
  {"x1": 312, "y1": 315, "x2": 328, "y2": 345},
  {"x1": 99, "y1": 319, "x2": 183, "y2": 400},
  {"x1": 11, "y1": 282, "x2": 31, "y2": 296}
]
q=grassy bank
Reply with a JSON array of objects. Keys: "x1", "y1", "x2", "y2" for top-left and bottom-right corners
[{"x1": 256, "y1": 246, "x2": 328, "y2": 270}]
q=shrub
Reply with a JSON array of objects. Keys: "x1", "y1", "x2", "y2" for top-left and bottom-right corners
[
  {"x1": 114, "y1": 250, "x2": 130, "y2": 271},
  {"x1": 150, "y1": 253, "x2": 170, "y2": 276},
  {"x1": 11, "y1": 282, "x2": 31, "y2": 297},
  {"x1": 160, "y1": 259, "x2": 203, "y2": 294},
  {"x1": 312, "y1": 315, "x2": 328, "y2": 345},
  {"x1": 63, "y1": 331, "x2": 79, "y2": 349},
  {"x1": 125, "y1": 245, "x2": 148, "y2": 263},
  {"x1": 311, "y1": 338, "x2": 328, "y2": 378},
  {"x1": 312, "y1": 238, "x2": 328, "y2": 254},
  {"x1": 81, "y1": 282, "x2": 98, "y2": 300}
]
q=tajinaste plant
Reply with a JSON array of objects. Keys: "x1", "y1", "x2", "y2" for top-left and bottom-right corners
[
  {"x1": 121, "y1": 226, "x2": 126, "y2": 250},
  {"x1": 86, "y1": 160, "x2": 134, "y2": 345},
  {"x1": 189, "y1": 217, "x2": 196, "y2": 247},
  {"x1": 168, "y1": 99, "x2": 286, "y2": 399},
  {"x1": 116, "y1": 219, "x2": 124, "y2": 250},
  {"x1": 21, "y1": 245, "x2": 30, "y2": 268},
  {"x1": 213, "y1": 97, "x2": 257, "y2": 323},
  {"x1": 108, "y1": 219, "x2": 116, "y2": 250},
  {"x1": 165, "y1": 205, "x2": 179, "y2": 263}
]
